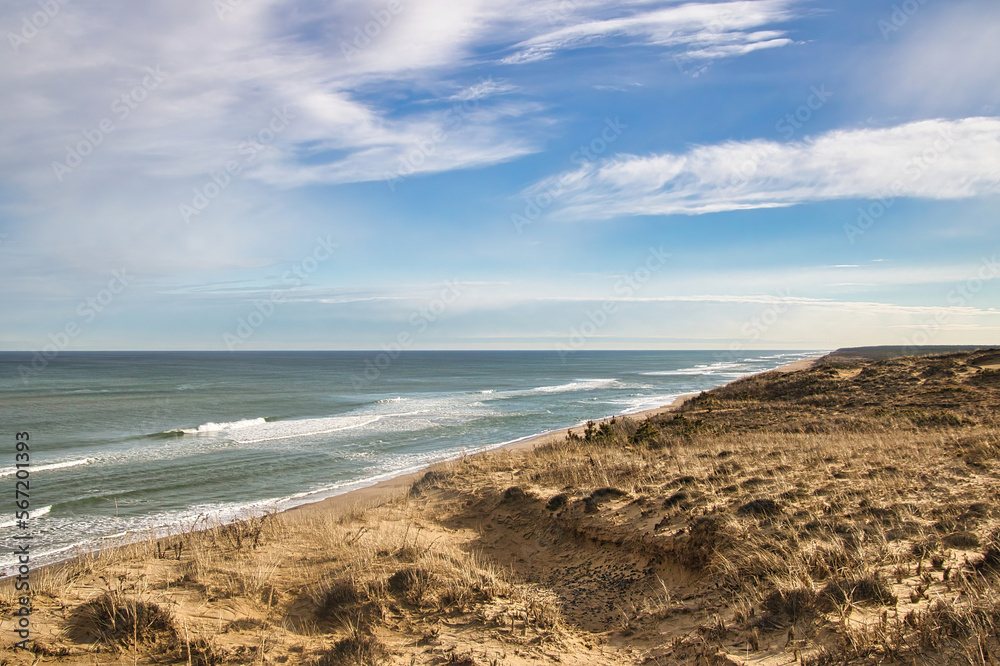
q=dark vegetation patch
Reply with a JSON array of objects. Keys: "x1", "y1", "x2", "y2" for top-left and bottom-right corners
[
  {"x1": 663, "y1": 491, "x2": 688, "y2": 508},
  {"x1": 584, "y1": 487, "x2": 628, "y2": 512},
  {"x1": 762, "y1": 587, "x2": 818, "y2": 622},
  {"x1": 546, "y1": 493, "x2": 568, "y2": 511},
  {"x1": 67, "y1": 593, "x2": 176, "y2": 648},
  {"x1": 502, "y1": 486, "x2": 527, "y2": 502},
  {"x1": 314, "y1": 632, "x2": 389, "y2": 666},
  {"x1": 820, "y1": 574, "x2": 896, "y2": 607},
  {"x1": 737, "y1": 498, "x2": 783, "y2": 517}
]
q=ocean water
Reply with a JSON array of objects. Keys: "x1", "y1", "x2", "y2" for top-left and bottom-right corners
[{"x1": 0, "y1": 350, "x2": 820, "y2": 573}]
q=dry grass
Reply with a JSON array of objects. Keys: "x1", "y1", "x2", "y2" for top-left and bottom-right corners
[
  {"x1": 66, "y1": 591, "x2": 176, "y2": 648},
  {"x1": 4, "y1": 348, "x2": 1000, "y2": 664},
  {"x1": 313, "y1": 625, "x2": 389, "y2": 666}
]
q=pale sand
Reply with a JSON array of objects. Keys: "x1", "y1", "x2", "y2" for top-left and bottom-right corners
[{"x1": 290, "y1": 353, "x2": 825, "y2": 520}]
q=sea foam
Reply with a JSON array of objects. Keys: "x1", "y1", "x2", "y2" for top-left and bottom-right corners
[
  {"x1": 0, "y1": 458, "x2": 91, "y2": 477},
  {"x1": 180, "y1": 417, "x2": 268, "y2": 434}
]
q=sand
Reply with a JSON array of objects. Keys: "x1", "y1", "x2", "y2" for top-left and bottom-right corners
[
  {"x1": 9, "y1": 347, "x2": 1000, "y2": 663},
  {"x1": 290, "y1": 354, "x2": 823, "y2": 521}
]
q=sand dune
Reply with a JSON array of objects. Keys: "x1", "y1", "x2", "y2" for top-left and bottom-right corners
[{"x1": 5, "y1": 348, "x2": 1000, "y2": 664}]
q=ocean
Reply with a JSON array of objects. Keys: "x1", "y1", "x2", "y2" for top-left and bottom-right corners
[{"x1": 0, "y1": 350, "x2": 820, "y2": 573}]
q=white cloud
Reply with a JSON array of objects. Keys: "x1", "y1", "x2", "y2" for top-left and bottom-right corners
[
  {"x1": 0, "y1": 0, "x2": 563, "y2": 274},
  {"x1": 527, "y1": 117, "x2": 1000, "y2": 219},
  {"x1": 501, "y1": 0, "x2": 798, "y2": 65},
  {"x1": 447, "y1": 77, "x2": 516, "y2": 101},
  {"x1": 0, "y1": 0, "x2": 808, "y2": 199}
]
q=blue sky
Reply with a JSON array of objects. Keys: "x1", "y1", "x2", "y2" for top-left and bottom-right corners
[{"x1": 2, "y1": 0, "x2": 999, "y2": 351}]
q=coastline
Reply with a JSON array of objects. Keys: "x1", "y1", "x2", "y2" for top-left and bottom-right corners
[
  {"x1": 6, "y1": 353, "x2": 827, "y2": 579},
  {"x1": 288, "y1": 352, "x2": 825, "y2": 520},
  {"x1": 9, "y1": 347, "x2": 999, "y2": 664}
]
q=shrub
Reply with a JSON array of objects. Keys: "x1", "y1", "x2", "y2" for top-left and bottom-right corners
[
  {"x1": 762, "y1": 587, "x2": 818, "y2": 621},
  {"x1": 315, "y1": 632, "x2": 388, "y2": 666},
  {"x1": 737, "y1": 498, "x2": 783, "y2": 517},
  {"x1": 68, "y1": 592, "x2": 176, "y2": 647},
  {"x1": 387, "y1": 567, "x2": 435, "y2": 605},
  {"x1": 663, "y1": 491, "x2": 688, "y2": 508},
  {"x1": 315, "y1": 577, "x2": 364, "y2": 620},
  {"x1": 821, "y1": 574, "x2": 896, "y2": 607},
  {"x1": 546, "y1": 493, "x2": 568, "y2": 511},
  {"x1": 502, "y1": 486, "x2": 527, "y2": 501}
]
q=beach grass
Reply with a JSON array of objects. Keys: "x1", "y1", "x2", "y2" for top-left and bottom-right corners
[{"x1": 4, "y1": 347, "x2": 1000, "y2": 664}]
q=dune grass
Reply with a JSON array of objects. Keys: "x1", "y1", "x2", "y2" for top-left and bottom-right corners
[{"x1": 4, "y1": 348, "x2": 1000, "y2": 664}]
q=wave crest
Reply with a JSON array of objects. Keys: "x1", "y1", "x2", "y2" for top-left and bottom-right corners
[
  {"x1": 642, "y1": 362, "x2": 743, "y2": 376},
  {"x1": 0, "y1": 459, "x2": 91, "y2": 478},
  {"x1": 532, "y1": 378, "x2": 619, "y2": 393},
  {"x1": 0, "y1": 505, "x2": 50, "y2": 529},
  {"x1": 179, "y1": 418, "x2": 268, "y2": 434}
]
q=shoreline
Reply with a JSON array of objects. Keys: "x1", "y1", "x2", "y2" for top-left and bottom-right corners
[
  {"x1": 288, "y1": 353, "x2": 825, "y2": 520},
  {"x1": 12, "y1": 348, "x2": 1000, "y2": 664},
  {"x1": 5, "y1": 353, "x2": 826, "y2": 577}
]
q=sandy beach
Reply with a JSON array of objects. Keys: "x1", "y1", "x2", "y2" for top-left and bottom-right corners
[
  {"x1": 9, "y1": 347, "x2": 1000, "y2": 665},
  {"x1": 291, "y1": 354, "x2": 823, "y2": 521}
]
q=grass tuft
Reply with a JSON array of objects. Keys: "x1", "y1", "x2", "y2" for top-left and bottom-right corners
[{"x1": 66, "y1": 591, "x2": 176, "y2": 648}]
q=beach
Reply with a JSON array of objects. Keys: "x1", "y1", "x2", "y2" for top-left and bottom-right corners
[
  {"x1": 290, "y1": 354, "x2": 823, "y2": 521},
  {"x1": 5, "y1": 347, "x2": 1000, "y2": 664},
  {"x1": 0, "y1": 350, "x2": 821, "y2": 576}
]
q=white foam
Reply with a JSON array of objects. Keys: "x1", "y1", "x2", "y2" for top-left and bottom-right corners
[
  {"x1": 167, "y1": 395, "x2": 495, "y2": 447},
  {"x1": 0, "y1": 458, "x2": 91, "y2": 477},
  {"x1": 233, "y1": 415, "x2": 386, "y2": 444},
  {"x1": 0, "y1": 505, "x2": 50, "y2": 529},
  {"x1": 612, "y1": 393, "x2": 687, "y2": 415},
  {"x1": 531, "y1": 378, "x2": 619, "y2": 393},
  {"x1": 1, "y1": 352, "x2": 834, "y2": 576},
  {"x1": 642, "y1": 361, "x2": 743, "y2": 376},
  {"x1": 180, "y1": 417, "x2": 267, "y2": 434}
]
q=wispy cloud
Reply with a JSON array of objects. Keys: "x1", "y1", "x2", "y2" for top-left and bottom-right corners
[
  {"x1": 868, "y1": 1, "x2": 1000, "y2": 116},
  {"x1": 0, "y1": 0, "x2": 809, "y2": 198},
  {"x1": 447, "y1": 78, "x2": 516, "y2": 102},
  {"x1": 500, "y1": 0, "x2": 799, "y2": 65},
  {"x1": 527, "y1": 117, "x2": 1000, "y2": 219}
]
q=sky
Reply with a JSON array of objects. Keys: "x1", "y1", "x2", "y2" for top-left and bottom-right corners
[{"x1": 1, "y1": 0, "x2": 999, "y2": 352}]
